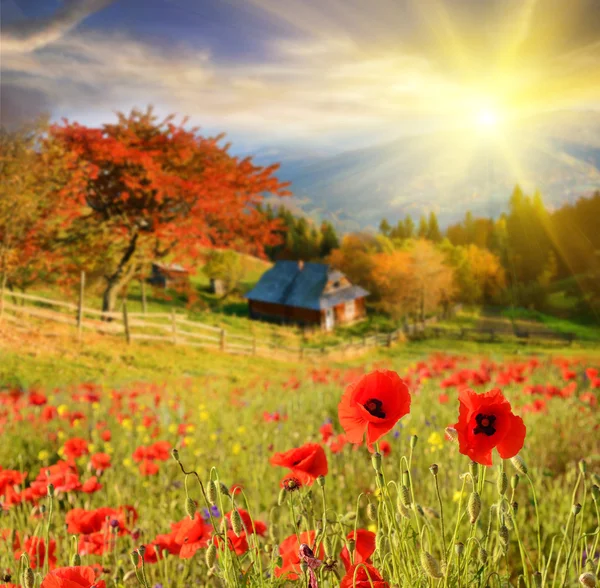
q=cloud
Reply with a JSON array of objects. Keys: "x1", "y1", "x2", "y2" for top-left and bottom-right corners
[
  {"x1": 1, "y1": 0, "x2": 114, "y2": 53},
  {"x1": 1, "y1": 0, "x2": 599, "y2": 144}
]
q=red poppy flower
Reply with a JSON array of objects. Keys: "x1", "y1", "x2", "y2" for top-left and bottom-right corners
[
  {"x1": 213, "y1": 531, "x2": 249, "y2": 556},
  {"x1": 90, "y1": 453, "x2": 111, "y2": 473},
  {"x1": 62, "y1": 438, "x2": 89, "y2": 461},
  {"x1": 40, "y1": 565, "x2": 106, "y2": 588},
  {"x1": 270, "y1": 444, "x2": 328, "y2": 485},
  {"x1": 340, "y1": 563, "x2": 389, "y2": 588},
  {"x1": 173, "y1": 513, "x2": 211, "y2": 559},
  {"x1": 275, "y1": 531, "x2": 323, "y2": 580},
  {"x1": 452, "y1": 388, "x2": 526, "y2": 466},
  {"x1": 81, "y1": 477, "x2": 102, "y2": 494},
  {"x1": 225, "y1": 509, "x2": 267, "y2": 536},
  {"x1": 340, "y1": 530, "x2": 376, "y2": 571},
  {"x1": 16, "y1": 537, "x2": 56, "y2": 569},
  {"x1": 338, "y1": 370, "x2": 411, "y2": 445}
]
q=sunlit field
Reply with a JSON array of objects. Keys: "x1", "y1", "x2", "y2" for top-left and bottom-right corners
[{"x1": 1, "y1": 341, "x2": 598, "y2": 588}]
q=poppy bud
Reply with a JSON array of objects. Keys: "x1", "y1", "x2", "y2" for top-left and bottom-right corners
[
  {"x1": 130, "y1": 551, "x2": 140, "y2": 567},
  {"x1": 278, "y1": 488, "x2": 286, "y2": 506},
  {"x1": 372, "y1": 452, "x2": 382, "y2": 472},
  {"x1": 572, "y1": 503, "x2": 582, "y2": 516},
  {"x1": 402, "y1": 471, "x2": 410, "y2": 486},
  {"x1": 397, "y1": 499, "x2": 411, "y2": 519},
  {"x1": 207, "y1": 481, "x2": 218, "y2": 505},
  {"x1": 429, "y1": 464, "x2": 439, "y2": 476},
  {"x1": 423, "y1": 506, "x2": 440, "y2": 520},
  {"x1": 376, "y1": 472, "x2": 384, "y2": 488},
  {"x1": 497, "y1": 472, "x2": 508, "y2": 496},
  {"x1": 317, "y1": 475, "x2": 326, "y2": 488},
  {"x1": 367, "y1": 502, "x2": 378, "y2": 521},
  {"x1": 420, "y1": 551, "x2": 443, "y2": 579},
  {"x1": 511, "y1": 474, "x2": 519, "y2": 490},
  {"x1": 71, "y1": 553, "x2": 81, "y2": 566},
  {"x1": 23, "y1": 568, "x2": 35, "y2": 588},
  {"x1": 171, "y1": 448, "x2": 179, "y2": 462},
  {"x1": 510, "y1": 455, "x2": 528, "y2": 475},
  {"x1": 400, "y1": 485, "x2": 411, "y2": 508},
  {"x1": 219, "y1": 483, "x2": 230, "y2": 497},
  {"x1": 347, "y1": 539, "x2": 356, "y2": 553},
  {"x1": 445, "y1": 426, "x2": 458, "y2": 444},
  {"x1": 185, "y1": 497, "x2": 196, "y2": 520},
  {"x1": 499, "y1": 525, "x2": 509, "y2": 548},
  {"x1": 1, "y1": 574, "x2": 11, "y2": 584},
  {"x1": 533, "y1": 571, "x2": 543, "y2": 587},
  {"x1": 138, "y1": 545, "x2": 146, "y2": 557},
  {"x1": 231, "y1": 509, "x2": 244, "y2": 537},
  {"x1": 578, "y1": 460, "x2": 587, "y2": 474},
  {"x1": 376, "y1": 532, "x2": 386, "y2": 552},
  {"x1": 591, "y1": 473, "x2": 600, "y2": 486},
  {"x1": 410, "y1": 435, "x2": 418, "y2": 449},
  {"x1": 205, "y1": 544, "x2": 217, "y2": 568},
  {"x1": 512, "y1": 501, "x2": 518, "y2": 514},
  {"x1": 592, "y1": 485, "x2": 600, "y2": 503},
  {"x1": 505, "y1": 514, "x2": 514, "y2": 531},
  {"x1": 47, "y1": 483, "x2": 55, "y2": 497},
  {"x1": 469, "y1": 461, "x2": 479, "y2": 483},
  {"x1": 455, "y1": 542, "x2": 464, "y2": 556},
  {"x1": 275, "y1": 556, "x2": 283, "y2": 568},
  {"x1": 579, "y1": 572, "x2": 597, "y2": 588},
  {"x1": 468, "y1": 491, "x2": 481, "y2": 524},
  {"x1": 416, "y1": 504, "x2": 425, "y2": 517},
  {"x1": 478, "y1": 547, "x2": 488, "y2": 565},
  {"x1": 323, "y1": 537, "x2": 333, "y2": 557}
]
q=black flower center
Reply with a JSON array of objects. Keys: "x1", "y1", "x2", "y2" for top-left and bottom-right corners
[
  {"x1": 473, "y1": 413, "x2": 496, "y2": 436},
  {"x1": 363, "y1": 398, "x2": 386, "y2": 418}
]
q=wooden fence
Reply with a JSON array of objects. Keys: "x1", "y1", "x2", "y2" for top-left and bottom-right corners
[{"x1": 0, "y1": 284, "x2": 406, "y2": 361}]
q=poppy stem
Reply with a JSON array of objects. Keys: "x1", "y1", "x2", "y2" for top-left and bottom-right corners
[{"x1": 526, "y1": 473, "x2": 543, "y2": 571}]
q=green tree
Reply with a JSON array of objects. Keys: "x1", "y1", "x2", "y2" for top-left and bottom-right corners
[{"x1": 427, "y1": 211, "x2": 442, "y2": 242}]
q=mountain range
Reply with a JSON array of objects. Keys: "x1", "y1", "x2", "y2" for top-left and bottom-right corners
[{"x1": 251, "y1": 110, "x2": 600, "y2": 231}]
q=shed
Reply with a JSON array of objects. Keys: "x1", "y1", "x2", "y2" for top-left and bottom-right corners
[{"x1": 148, "y1": 262, "x2": 190, "y2": 289}]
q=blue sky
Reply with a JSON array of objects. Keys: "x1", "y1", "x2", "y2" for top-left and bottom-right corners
[{"x1": 2, "y1": 0, "x2": 600, "y2": 155}]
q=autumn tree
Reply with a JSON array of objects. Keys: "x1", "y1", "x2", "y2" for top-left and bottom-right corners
[
  {"x1": 0, "y1": 117, "x2": 72, "y2": 292},
  {"x1": 202, "y1": 250, "x2": 244, "y2": 297},
  {"x1": 50, "y1": 107, "x2": 289, "y2": 311}
]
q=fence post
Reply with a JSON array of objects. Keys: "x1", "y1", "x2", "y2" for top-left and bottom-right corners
[
  {"x1": 220, "y1": 328, "x2": 226, "y2": 351},
  {"x1": 123, "y1": 303, "x2": 131, "y2": 344},
  {"x1": 77, "y1": 271, "x2": 85, "y2": 342},
  {"x1": 141, "y1": 280, "x2": 147, "y2": 315},
  {"x1": 0, "y1": 273, "x2": 6, "y2": 323},
  {"x1": 171, "y1": 309, "x2": 177, "y2": 344}
]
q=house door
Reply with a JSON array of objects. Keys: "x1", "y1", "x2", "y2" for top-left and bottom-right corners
[{"x1": 325, "y1": 308, "x2": 335, "y2": 331}]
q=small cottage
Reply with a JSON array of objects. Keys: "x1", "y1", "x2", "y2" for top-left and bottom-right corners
[
  {"x1": 148, "y1": 262, "x2": 190, "y2": 289},
  {"x1": 244, "y1": 261, "x2": 369, "y2": 330}
]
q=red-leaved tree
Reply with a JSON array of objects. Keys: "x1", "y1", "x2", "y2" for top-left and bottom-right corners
[{"x1": 49, "y1": 107, "x2": 290, "y2": 311}]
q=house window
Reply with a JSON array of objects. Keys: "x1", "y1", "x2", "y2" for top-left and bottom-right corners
[{"x1": 344, "y1": 300, "x2": 355, "y2": 320}]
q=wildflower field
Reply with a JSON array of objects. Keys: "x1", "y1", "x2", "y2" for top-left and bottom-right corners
[{"x1": 1, "y1": 344, "x2": 599, "y2": 588}]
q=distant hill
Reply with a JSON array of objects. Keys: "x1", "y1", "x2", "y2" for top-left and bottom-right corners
[{"x1": 258, "y1": 110, "x2": 600, "y2": 231}]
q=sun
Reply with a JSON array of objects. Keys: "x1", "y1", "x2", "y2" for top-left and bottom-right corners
[{"x1": 476, "y1": 107, "x2": 500, "y2": 130}]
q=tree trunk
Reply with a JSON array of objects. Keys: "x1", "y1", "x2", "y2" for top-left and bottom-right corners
[{"x1": 101, "y1": 232, "x2": 139, "y2": 313}]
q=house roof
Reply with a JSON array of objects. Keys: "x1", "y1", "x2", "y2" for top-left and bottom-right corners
[
  {"x1": 244, "y1": 261, "x2": 369, "y2": 310},
  {"x1": 153, "y1": 262, "x2": 188, "y2": 273}
]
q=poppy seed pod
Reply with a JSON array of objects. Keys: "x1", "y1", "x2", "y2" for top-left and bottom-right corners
[
  {"x1": 205, "y1": 543, "x2": 217, "y2": 568},
  {"x1": 478, "y1": 547, "x2": 488, "y2": 565},
  {"x1": 207, "y1": 480, "x2": 218, "y2": 505},
  {"x1": 511, "y1": 455, "x2": 528, "y2": 475},
  {"x1": 572, "y1": 503, "x2": 582, "y2": 516},
  {"x1": 429, "y1": 464, "x2": 439, "y2": 476},
  {"x1": 410, "y1": 435, "x2": 418, "y2": 449},
  {"x1": 317, "y1": 475, "x2": 326, "y2": 488},
  {"x1": 185, "y1": 497, "x2": 196, "y2": 520},
  {"x1": 420, "y1": 551, "x2": 443, "y2": 579},
  {"x1": 23, "y1": 568, "x2": 35, "y2": 588},
  {"x1": 372, "y1": 452, "x2": 383, "y2": 472},
  {"x1": 231, "y1": 509, "x2": 244, "y2": 536},
  {"x1": 468, "y1": 491, "x2": 481, "y2": 524},
  {"x1": 497, "y1": 472, "x2": 508, "y2": 496},
  {"x1": 579, "y1": 572, "x2": 597, "y2": 588},
  {"x1": 171, "y1": 448, "x2": 179, "y2": 462}
]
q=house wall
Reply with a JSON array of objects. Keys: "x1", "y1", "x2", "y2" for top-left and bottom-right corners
[
  {"x1": 248, "y1": 300, "x2": 322, "y2": 325},
  {"x1": 333, "y1": 297, "x2": 366, "y2": 324}
]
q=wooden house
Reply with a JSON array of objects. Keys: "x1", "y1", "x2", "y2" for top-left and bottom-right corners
[
  {"x1": 148, "y1": 262, "x2": 190, "y2": 289},
  {"x1": 245, "y1": 261, "x2": 369, "y2": 330}
]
